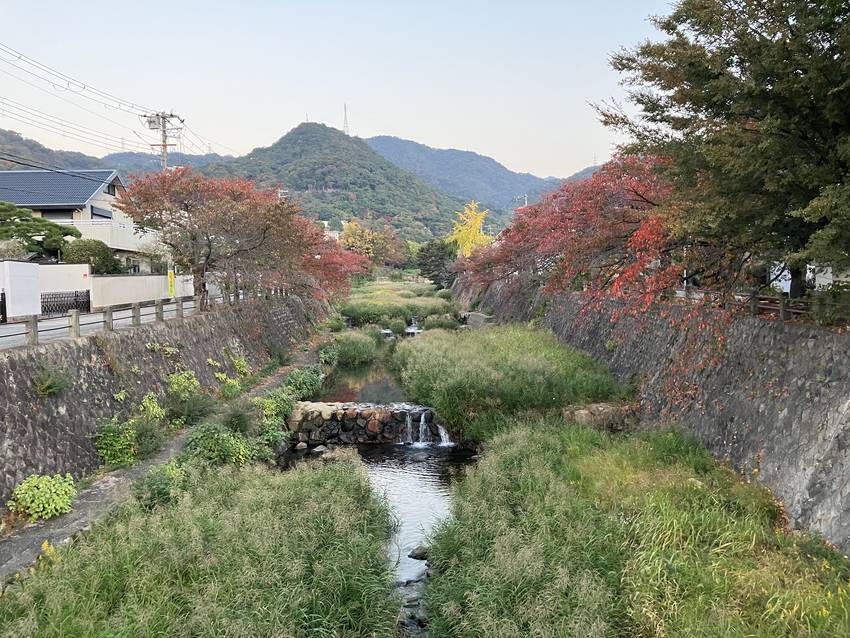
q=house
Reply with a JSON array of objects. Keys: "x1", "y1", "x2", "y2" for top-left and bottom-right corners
[{"x1": 0, "y1": 169, "x2": 161, "y2": 273}]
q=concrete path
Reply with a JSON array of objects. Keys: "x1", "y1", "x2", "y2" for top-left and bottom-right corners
[
  {"x1": 0, "y1": 300, "x2": 198, "y2": 350},
  {"x1": 0, "y1": 342, "x2": 321, "y2": 587}
]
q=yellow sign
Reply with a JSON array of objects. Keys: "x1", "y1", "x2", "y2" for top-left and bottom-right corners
[{"x1": 167, "y1": 270, "x2": 176, "y2": 298}]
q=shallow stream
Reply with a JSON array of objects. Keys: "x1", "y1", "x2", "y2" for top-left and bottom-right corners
[{"x1": 318, "y1": 361, "x2": 474, "y2": 632}]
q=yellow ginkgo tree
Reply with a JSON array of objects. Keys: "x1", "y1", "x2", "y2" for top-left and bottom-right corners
[{"x1": 447, "y1": 201, "x2": 493, "y2": 257}]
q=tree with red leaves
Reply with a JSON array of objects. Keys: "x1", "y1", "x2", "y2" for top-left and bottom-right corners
[
  {"x1": 118, "y1": 168, "x2": 367, "y2": 301},
  {"x1": 464, "y1": 155, "x2": 679, "y2": 315}
]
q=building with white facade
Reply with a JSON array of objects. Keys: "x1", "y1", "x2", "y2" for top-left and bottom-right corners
[{"x1": 0, "y1": 169, "x2": 160, "y2": 272}]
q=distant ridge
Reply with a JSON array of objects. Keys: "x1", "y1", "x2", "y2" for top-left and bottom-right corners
[{"x1": 366, "y1": 135, "x2": 598, "y2": 210}]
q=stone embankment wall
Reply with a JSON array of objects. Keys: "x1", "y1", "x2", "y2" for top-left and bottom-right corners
[
  {"x1": 0, "y1": 295, "x2": 320, "y2": 502},
  {"x1": 455, "y1": 278, "x2": 850, "y2": 553},
  {"x1": 288, "y1": 401, "x2": 437, "y2": 445}
]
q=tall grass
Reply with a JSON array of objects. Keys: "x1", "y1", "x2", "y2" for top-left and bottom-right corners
[
  {"x1": 426, "y1": 419, "x2": 850, "y2": 637},
  {"x1": 0, "y1": 455, "x2": 399, "y2": 637},
  {"x1": 340, "y1": 280, "x2": 451, "y2": 326},
  {"x1": 335, "y1": 331, "x2": 379, "y2": 367},
  {"x1": 392, "y1": 326, "x2": 616, "y2": 440}
]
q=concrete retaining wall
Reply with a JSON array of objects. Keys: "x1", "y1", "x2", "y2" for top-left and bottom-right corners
[
  {"x1": 0, "y1": 294, "x2": 321, "y2": 502},
  {"x1": 455, "y1": 278, "x2": 850, "y2": 553}
]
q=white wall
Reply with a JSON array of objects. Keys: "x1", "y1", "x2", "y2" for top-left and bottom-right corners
[
  {"x1": 90, "y1": 274, "x2": 193, "y2": 308},
  {"x1": 39, "y1": 263, "x2": 91, "y2": 292},
  {"x1": 0, "y1": 261, "x2": 41, "y2": 317}
]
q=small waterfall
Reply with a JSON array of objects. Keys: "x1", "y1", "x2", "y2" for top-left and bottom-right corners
[
  {"x1": 437, "y1": 424, "x2": 453, "y2": 446},
  {"x1": 404, "y1": 413, "x2": 413, "y2": 443},
  {"x1": 418, "y1": 412, "x2": 430, "y2": 443}
]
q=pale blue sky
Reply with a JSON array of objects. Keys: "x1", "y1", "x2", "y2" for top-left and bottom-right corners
[{"x1": 1, "y1": 1, "x2": 671, "y2": 177}]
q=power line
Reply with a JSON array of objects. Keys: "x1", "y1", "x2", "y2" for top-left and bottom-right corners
[
  {"x1": 0, "y1": 42, "x2": 155, "y2": 114},
  {"x1": 0, "y1": 110, "x2": 141, "y2": 154},
  {"x1": 0, "y1": 66, "x2": 158, "y2": 146},
  {"x1": 0, "y1": 96, "x2": 151, "y2": 151},
  {"x1": 183, "y1": 124, "x2": 239, "y2": 155}
]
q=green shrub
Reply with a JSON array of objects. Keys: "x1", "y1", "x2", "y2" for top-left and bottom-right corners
[
  {"x1": 217, "y1": 375, "x2": 243, "y2": 400},
  {"x1": 63, "y1": 238, "x2": 122, "y2": 274},
  {"x1": 6, "y1": 473, "x2": 76, "y2": 521},
  {"x1": 132, "y1": 461, "x2": 187, "y2": 511},
  {"x1": 423, "y1": 314, "x2": 459, "y2": 330},
  {"x1": 335, "y1": 331, "x2": 378, "y2": 367},
  {"x1": 324, "y1": 316, "x2": 346, "y2": 332},
  {"x1": 362, "y1": 324, "x2": 384, "y2": 344},
  {"x1": 93, "y1": 418, "x2": 137, "y2": 466},
  {"x1": 167, "y1": 370, "x2": 200, "y2": 402},
  {"x1": 258, "y1": 416, "x2": 290, "y2": 450},
  {"x1": 392, "y1": 325, "x2": 616, "y2": 441},
  {"x1": 252, "y1": 387, "x2": 295, "y2": 419},
  {"x1": 136, "y1": 393, "x2": 165, "y2": 423},
  {"x1": 387, "y1": 318, "x2": 407, "y2": 335},
  {"x1": 231, "y1": 356, "x2": 251, "y2": 378},
  {"x1": 33, "y1": 362, "x2": 71, "y2": 397},
  {"x1": 283, "y1": 365, "x2": 322, "y2": 400},
  {"x1": 339, "y1": 280, "x2": 451, "y2": 325},
  {"x1": 132, "y1": 417, "x2": 166, "y2": 460},
  {"x1": 165, "y1": 392, "x2": 216, "y2": 427},
  {"x1": 318, "y1": 342, "x2": 339, "y2": 367},
  {"x1": 184, "y1": 422, "x2": 248, "y2": 466},
  {"x1": 436, "y1": 289, "x2": 452, "y2": 300},
  {"x1": 218, "y1": 399, "x2": 255, "y2": 435}
]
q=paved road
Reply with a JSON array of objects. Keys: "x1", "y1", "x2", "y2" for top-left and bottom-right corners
[{"x1": 0, "y1": 300, "x2": 198, "y2": 349}]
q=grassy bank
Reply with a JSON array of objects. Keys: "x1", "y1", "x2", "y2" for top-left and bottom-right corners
[
  {"x1": 340, "y1": 279, "x2": 452, "y2": 326},
  {"x1": 426, "y1": 419, "x2": 850, "y2": 637},
  {"x1": 0, "y1": 453, "x2": 398, "y2": 637},
  {"x1": 392, "y1": 326, "x2": 617, "y2": 440}
]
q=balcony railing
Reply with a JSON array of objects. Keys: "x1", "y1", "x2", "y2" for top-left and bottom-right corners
[{"x1": 57, "y1": 220, "x2": 159, "y2": 252}]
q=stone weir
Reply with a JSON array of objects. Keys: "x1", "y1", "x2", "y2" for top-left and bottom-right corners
[{"x1": 287, "y1": 401, "x2": 451, "y2": 446}]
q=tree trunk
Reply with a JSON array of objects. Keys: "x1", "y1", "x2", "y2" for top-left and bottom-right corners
[
  {"x1": 789, "y1": 265, "x2": 805, "y2": 299},
  {"x1": 193, "y1": 269, "x2": 208, "y2": 309}
]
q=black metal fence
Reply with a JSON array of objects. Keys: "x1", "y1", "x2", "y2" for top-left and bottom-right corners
[
  {"x1": 0, "y1": 292, "x2": 6, "y2": 324},
  {"x1": 40, "y1": 290, "x2": 91, "y2": 316}
]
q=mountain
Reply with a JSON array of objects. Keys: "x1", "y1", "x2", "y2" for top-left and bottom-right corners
[
  {"x1": 0, "y1": 129, "x2": 104, "y2": 171},
  {"x1": 0, "y1": 129, "x2": 224, "y2": 176},
  {"x1": 366, "y1": 135, "x2": 565, "y2": 210},
  {"x1": 565, "y1": 164, "x2": 601, "y2": 182},
  {"x1": 101, "y1": 151, "x2": 229, "y2": 173},
  {"x1": 201, "y1": 123, "x2": 489, "y2": 241}
]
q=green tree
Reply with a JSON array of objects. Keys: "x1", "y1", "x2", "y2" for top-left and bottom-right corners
[
  {"x1": 0, "y1": 202, "x2": 81, "y2": 257},
  {"x1": 417, "y1": 238, "x2": 458, "y2": 288},
  {"x1": 602, "y1": 0, "x2": 850, "y2": 295},
  {"x1": 63, "y1": 239, "x2": 123, "y2": 274}
]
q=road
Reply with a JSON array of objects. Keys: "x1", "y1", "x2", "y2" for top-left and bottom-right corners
[{"x1": 0, "y1": 300, "x2": 198, "y2": 349}]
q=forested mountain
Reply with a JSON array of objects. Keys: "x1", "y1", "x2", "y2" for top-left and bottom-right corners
[
  {"x1": 101, "y1": 151, "x2": 228, "y2": 173},
  {"x1": 366, "y1": 135, "x2": 563, "y2": 210},
  {"x1": 0, "y1": 129, "x2": 104, "y2": 171},
  {"x1": 201, "y1": 123, "x2": 497, "y2": 241}
]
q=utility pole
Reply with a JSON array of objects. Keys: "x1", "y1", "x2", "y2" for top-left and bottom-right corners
[
  {"x1": 144, "y1": 111, "x2": 183, "y2": 171},
  {"x1": 515, "y1": 193, "x2": 528, "y2": 207}
]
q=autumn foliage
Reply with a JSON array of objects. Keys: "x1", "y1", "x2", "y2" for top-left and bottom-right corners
[
  {"x1": 118, "y1": 168, "x2": 367, "y2": 300},
  {"x1": 464, "y1": 156, "x2": 678, "y2": 314}
]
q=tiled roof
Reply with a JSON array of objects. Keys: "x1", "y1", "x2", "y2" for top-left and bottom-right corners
[{"x1": 0, "y1": 169, "x2": 119, "y2": 208}]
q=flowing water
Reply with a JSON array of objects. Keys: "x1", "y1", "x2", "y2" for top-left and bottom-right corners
[{"x1": 318, "y1": 360, "x2": 474, "y2": 632}]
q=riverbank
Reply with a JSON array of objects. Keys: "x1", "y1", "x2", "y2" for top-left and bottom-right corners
[
  {"x1": 424, "y1": 419, "x2": 850, "y2": 637},
  {"x1": 0, "y1": 453, "x2": 399, "y2": 637}
]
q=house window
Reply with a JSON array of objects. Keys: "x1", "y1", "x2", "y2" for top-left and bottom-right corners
[{"x1": 105, "y1": 183, "x2": 116, "y2": 196}]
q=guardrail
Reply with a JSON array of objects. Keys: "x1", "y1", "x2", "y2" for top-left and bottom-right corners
[
  {"x1": 0, "y1": 288, "x2": 287, "y2": 348},
  {"x1": 675, "y1": 287, "x2": 850, "y2": 326}
]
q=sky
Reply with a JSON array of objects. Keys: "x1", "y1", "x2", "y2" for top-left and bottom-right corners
[{"x1": 0, "y1": 0, "x2": 672, "y2": 178}]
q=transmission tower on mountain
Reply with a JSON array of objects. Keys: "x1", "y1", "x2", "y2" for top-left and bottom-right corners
[{"x1": 343, "y1": 103, "x2": 350, "y2": 135}]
